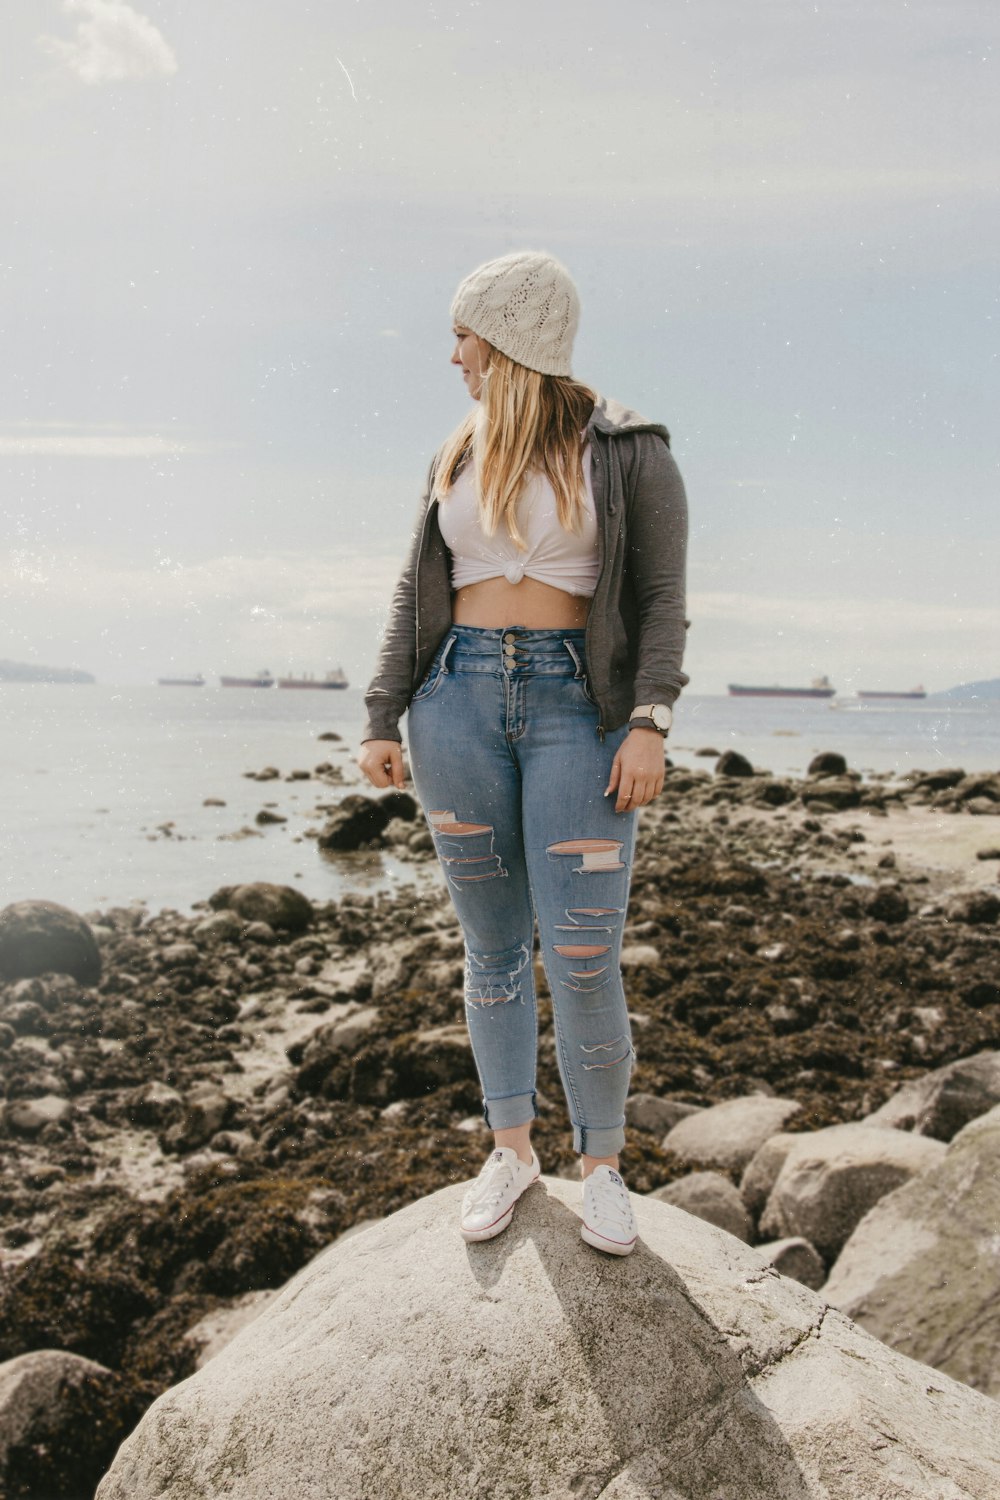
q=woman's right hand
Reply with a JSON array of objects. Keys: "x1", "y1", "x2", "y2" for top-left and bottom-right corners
[{"x1": 357, "y1": 739, "x2": 406, "y2": 790}]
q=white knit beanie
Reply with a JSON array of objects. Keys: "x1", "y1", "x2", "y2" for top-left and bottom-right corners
[{"x1": 450, "y1": 250, "x2": 580, "y2": 377}]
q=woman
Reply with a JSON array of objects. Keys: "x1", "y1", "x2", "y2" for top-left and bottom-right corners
[{"x1": 359, "y1": 251, "x2": 688, "y2": 1255}]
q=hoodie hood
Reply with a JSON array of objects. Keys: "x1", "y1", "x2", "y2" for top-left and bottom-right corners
[{"x1": 588, "y1": 393, "x2": 670, "y2": 447}]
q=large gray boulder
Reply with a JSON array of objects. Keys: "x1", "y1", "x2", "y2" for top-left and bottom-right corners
[
  {"x1": 759, "y1": 1123, "x2": 945, "y2": 1262},
  {"x1": 0, "y1": 900, "x2": 101, "y2": 985},
  {"x1": 97, "y1": 1178, "x2": 1000, "y2": 1500},
  {"x1": 649, "y1": 1170, "x2": 753, "y2": 1243},
  {"x1": 663, "y1": 1094, "x2": 801, "y2": 1171},
  {"x1": 625, "y1": 1093, "x2": 701, "y2": 1137},
  {"x1": 863, "y1": 1050, "x2": 1000, "y2": 1140},
  {"x1": 740, "y1": 1132, "x2": 799, "y2": 1217},
  {"x1": 823, "y1": 1103, "x2": 1000, "y2": 1398}
]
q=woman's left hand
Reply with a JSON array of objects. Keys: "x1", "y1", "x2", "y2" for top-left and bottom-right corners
[{"x1": 604, "y1": 728, "x2": 666, "y2": 813}]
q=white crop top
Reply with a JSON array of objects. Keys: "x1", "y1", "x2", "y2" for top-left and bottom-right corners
[{"x1": 438, "y1": 447, "x2": 600, "y2": 597}]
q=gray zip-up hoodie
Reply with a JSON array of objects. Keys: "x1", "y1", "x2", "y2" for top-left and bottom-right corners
[{"x1": 361, "y1": 394, "x2": 688, "y2": 742}]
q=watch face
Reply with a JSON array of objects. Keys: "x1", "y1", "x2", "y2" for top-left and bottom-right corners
[{"x1": 651, "y1": 704, "x2": 672, "y2": 731}]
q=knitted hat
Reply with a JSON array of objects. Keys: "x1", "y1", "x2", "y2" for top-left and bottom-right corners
[{"x1": 450, "y1": 251, "x2": 580, "y2": 377}]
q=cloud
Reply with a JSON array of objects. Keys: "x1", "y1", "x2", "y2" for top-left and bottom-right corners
[
  {"x1": 0, "y1": 425, "x2": 226, "y2": 457},
  {"x1": 690, "y1": 590, "x2": 1000, "y2": 639},
  {"x1": 40, "y1": 0, "x2": 177, "y2": 86},
  {"x1": 2, "y1": 435, "x2": 179, "y2": 458},
  {"x1": 0, "y1": 546, "x2": 400, "y2": 617}
]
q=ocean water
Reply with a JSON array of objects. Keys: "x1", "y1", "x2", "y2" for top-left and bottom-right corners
[{"x1": 2, "y1": 684, "x2": 997, "y2": 915}]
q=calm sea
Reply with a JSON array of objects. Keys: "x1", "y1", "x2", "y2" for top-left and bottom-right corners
[{"x1": 2, "y1": 684, "x2": 997, "y2": 915}]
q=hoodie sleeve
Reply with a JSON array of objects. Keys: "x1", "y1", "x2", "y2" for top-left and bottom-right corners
[
  {"x1": 624, "y1": 433, "x2": 690, "y2": 707},
  {"x1": 361, "y1": 461, "x2": 437, "y2": 743}
]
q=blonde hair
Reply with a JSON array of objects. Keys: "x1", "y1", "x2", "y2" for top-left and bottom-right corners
[{"x1": 435, "y1": 346, "x2": 596, "y2": 548}]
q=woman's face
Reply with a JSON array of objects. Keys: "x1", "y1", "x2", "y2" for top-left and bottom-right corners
[{"x1": 451, "y1": 326, "x2": 491, "y2": 401}]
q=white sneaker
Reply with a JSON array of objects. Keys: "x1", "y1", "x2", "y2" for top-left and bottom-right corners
[
  {"x1": 580, "y1": 1165, "x2": 637, "y2": 1256},
  {"x1": 460, "y1": 1146, "x2": 540, "y2": 1242}
]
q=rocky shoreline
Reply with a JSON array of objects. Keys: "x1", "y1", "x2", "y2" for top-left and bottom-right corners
[{"x1": 1, "y1": 753, "x2": 999, "y2": 1498}]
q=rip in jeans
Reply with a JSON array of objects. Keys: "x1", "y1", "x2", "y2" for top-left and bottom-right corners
[
  {"x1": 466, "y1": 941, "x2": 531, "y2": 1006},
  {"x1": 546, "y1": 837, "x2": 625, "y2": 873},
  {"x1": 551, "y1": 906, "x2": 622, "y2": 993},
  {"x1": 580, "y1": 1036, "x2": 633, "y2": 1071},
  {"x1": 428, "y1": 809, "x2": 507, "y2": 884}
]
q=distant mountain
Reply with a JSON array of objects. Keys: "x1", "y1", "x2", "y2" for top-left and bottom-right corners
[
  {"x1": 0, "y1": 657, "x2": 96, "y2": 684},
  {"x1": 930, "y1": 677, "x2": 1000, "y2": 701}
]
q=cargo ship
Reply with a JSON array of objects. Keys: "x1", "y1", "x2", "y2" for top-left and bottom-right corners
[
  {"x1": 856, "y1": 686, "x2": 926, "y2": 701},
  {"x1": 728, "y1": 676, "x2": 836, "y2": 699},
  {"x1": 277, "y1": 668, "x2": 349, "y2": 690},
  {"x1": 219, "y1": 671, "x2": 274, "y2": 688},
  {"x1": 157, "y1": 674, "x2": 204, "y2": 687}
]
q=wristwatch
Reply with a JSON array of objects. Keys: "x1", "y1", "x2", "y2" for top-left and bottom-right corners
[{"x1": 629, "y1": 704, "x2": 673, "y2": 735}]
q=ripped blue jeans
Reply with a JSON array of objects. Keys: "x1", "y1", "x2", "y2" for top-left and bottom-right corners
[{"x1": 407, "y1": 624, "x2": 637, "y2": 1157}]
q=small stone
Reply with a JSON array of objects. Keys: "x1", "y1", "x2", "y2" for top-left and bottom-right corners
[
  {"x1": 946, "y1": 891, "x2": 1000, "y2": 926},
  {"x1": 807, "y1": 751, "x2": 848, "y2": 777},
  {"x1": 715, "y1": 750, "x2": 754, "y2": 778},
  {"x1": 208, "y1": 883, "x2": 313, "y2": 934},
  {"x1": 125, "y1": 1080, "x2": 184, "y2": 1127},
  {"x1": 192, "y1": 910, "x2": 244, "y2": 943},
  {"x1": 243, "y1": 921, "x2": 277, "y2": 945},
  {"x1": 159, "y1": 942, "x2": 200, "y2": 969},
  {"x1": 866, "y1": 885, "x2": 910, "y2": 924},
  {"x1": 4, "y1": 1094, "x2": 72, "y2": 1135},
  {"x1": 619, "y1": 944, "x2": 661, "y2": 968}
]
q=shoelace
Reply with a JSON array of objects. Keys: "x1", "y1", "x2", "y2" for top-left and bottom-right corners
[
  {"x1": 467, "y1": 1154, "x2": 515, "y2": 1210},
  {"x1": 587, "y1": 1175, "x2": 633, "y2": 1230}
]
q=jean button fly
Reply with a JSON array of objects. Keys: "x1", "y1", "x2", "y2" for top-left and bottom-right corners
[{"x1": 503, "y1": 632, "x2": 516, "y2": 644}]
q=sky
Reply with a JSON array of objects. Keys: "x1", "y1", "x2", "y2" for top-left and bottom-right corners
[{"x1": 1, "y1": 0, "x2": 998, "y2": 695}]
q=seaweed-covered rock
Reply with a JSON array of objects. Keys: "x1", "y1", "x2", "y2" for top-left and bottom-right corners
[
  {"x1": 715, "y1": 749, "x2": 754, "y2": 778},
  {"x1": 317, "y1": 793, "x2": 417, "y2": 852},
  {"x1": 207, "y1": 883, "x2": 313, "y2": 934},
  {"x1": 807, "y1": 752, "x2": 847, "y2": 777},
  {"x1": 865, "y1": 884, "x2": 910, "y2": 924},
  {"x1": 0, "y1": 1349, "x2": 149, "y2": 1500},
  {"x1": 0, "y1": 901, "x2": 101, "y2": 986},
  {"x1": 800, "y1": 776, "x2": 861, "y2": 810},
  {"x1": 947, "y1": 891, "x2": 1000, "y2": 926}
]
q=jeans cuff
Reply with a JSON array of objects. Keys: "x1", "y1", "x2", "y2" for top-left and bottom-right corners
[
  {"x1": 574, "y1": 1121, "x2": 626, "y2": 1157},
  {"x1": 483, "y1": 1091, "x2": 536, "y2": 1132}
]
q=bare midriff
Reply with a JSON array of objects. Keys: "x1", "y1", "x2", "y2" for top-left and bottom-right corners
[{"x1": 451, "y1": 576, "x2": 590, "y2": 629}]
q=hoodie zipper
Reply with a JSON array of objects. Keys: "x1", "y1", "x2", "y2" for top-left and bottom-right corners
[{"x1": 589, "y1": 441, "x2": 606, "y2": 740}]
